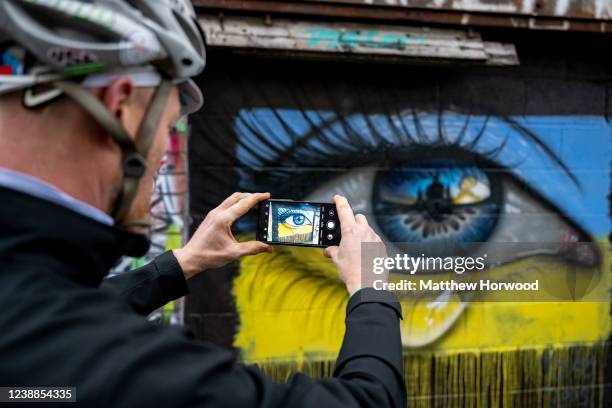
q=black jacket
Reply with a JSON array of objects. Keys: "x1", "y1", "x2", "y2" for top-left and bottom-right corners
[{"x1": 0, "y1": 186, "x2": 406, "y2": 407}]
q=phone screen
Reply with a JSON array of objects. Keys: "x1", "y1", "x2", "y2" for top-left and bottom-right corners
[{"x1": 266, "y1": 201, "x2": 322, "y2": 245}]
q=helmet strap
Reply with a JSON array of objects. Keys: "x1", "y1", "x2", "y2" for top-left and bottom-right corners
[{"x1": 52, "y1": 79, "x2": 172, "y2": 225}]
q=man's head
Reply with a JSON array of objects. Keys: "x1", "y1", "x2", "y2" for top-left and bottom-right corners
[
  {"x1": 109, "y1": 81, "x2": 182, "y2": 226},
  {"x1": 0, "y1": 76, "x2": 181, "y2": 228},
  {"x1": 0, "y1": 0, "x2": 206, "y2": 229}
]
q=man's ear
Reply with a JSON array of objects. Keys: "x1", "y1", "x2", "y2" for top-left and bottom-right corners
[{"x1": 99, "y1": 76, "x2": 137, "y2": 141}]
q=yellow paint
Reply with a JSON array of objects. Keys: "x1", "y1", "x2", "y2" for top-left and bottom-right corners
[
  {"x1": 452, "y1": 176, "x2": 489, "y2": 204},
  {"x1": 233, "y1": 235, "x2": 611, "y2": 362},
  {"x1": 278, "y1": 223, "x2": 313, "y2": 239}
]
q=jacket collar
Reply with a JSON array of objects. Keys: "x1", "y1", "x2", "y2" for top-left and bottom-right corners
[
  {"x1": 0, "y1": 187, "x2": 150, "y2": 287},
  {"x1": 0, "y1": 167, "x2": 114, "y2": 226}
]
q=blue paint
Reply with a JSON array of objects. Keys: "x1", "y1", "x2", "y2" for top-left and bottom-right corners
[
  {"x1": 235, "y1": 109, "x2": 611, "y2": 237},
  {"x1": 1, "y1": 50, "x2": 23, "y2": 75}
]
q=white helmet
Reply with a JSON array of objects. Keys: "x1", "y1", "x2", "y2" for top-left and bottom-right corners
[{"x1": 0, "y1": 0, "x2": 207, "y2": 223}]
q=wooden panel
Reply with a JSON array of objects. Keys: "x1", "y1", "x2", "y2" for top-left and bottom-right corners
[{"x1": 200, "y1": 15, "x2": 519, "y2": 65}]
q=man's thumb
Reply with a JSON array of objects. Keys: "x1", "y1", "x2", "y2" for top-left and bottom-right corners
[
  {"x1": 324, "y1": 246, "x2": 339, "y2": 259},
  {"x1": 236, "y1": 241, "x2": 272, "y2": 257}
]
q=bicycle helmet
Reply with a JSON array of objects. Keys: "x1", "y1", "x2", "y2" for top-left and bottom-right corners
[{"x1": 0, "y1": 0, "x2": 206, "y2": 222}]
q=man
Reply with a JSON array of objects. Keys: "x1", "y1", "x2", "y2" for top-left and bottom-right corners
[{"x1": 0, "y1": 1, "x2": 405, "y2": 406}]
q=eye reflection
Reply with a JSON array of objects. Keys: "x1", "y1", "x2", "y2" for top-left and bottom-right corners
[{"x1": 374, "y1": 159, "x2": 502, "y2": 250}]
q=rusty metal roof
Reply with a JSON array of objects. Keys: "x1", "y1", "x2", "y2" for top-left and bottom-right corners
[
  {"x1": 194, "y1": 0, "x2": 612, "y2": 33},
  {"x1": 293, "y1": 0, "x2": 610, "y2": 20}
]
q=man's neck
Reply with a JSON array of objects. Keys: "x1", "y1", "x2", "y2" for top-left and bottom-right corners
[{"x1": 0, "y1": 167, "x2": 114, "y2": 225}]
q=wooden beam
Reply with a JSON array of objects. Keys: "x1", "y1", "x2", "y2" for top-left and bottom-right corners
[{"x1": 200, "y1": 15, "x2": 519, "y2": 65}]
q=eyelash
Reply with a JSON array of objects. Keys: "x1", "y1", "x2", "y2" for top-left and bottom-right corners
[
  {"x1": 277, "y1": 208, "x2": 296, "y2": 217},
  {"x1": 224, "y1": 107, "x2": 593, "y2": 245},
  {"x1": 235, "y1": 109, "x2": 514, "y2": 198}
]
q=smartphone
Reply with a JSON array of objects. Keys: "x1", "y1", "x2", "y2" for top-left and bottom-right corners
[{"x1": 256, "y1": 199, "x2": 341, "y2": 248}]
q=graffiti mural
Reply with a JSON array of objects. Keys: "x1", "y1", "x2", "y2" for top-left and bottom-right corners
[
  {"x1": 187, "y1": 52, "x2": 611, "y2": 406},
  {"x1": 111, "y1": 119, "x2": 190, "y2": 324}
]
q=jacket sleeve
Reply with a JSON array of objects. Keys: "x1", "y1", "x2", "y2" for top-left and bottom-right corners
[
  {"x1": 100, "y1": 251, "x2": 188, "y2": 316},
  {"x1": 329, "y1": 288, "x2": 406, "y2": 407},
  {"x1": 260, "y1": 288, "x2": 406, "y2": 407},
  {"x1": 92, "y1": 287, "x2": 405, "y2": 407}
]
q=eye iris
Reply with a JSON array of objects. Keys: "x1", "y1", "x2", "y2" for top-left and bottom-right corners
[
  {"x1": 373, "y1": 159, "x2": 501, "y2": 251},
  {"x1": 292, "y1": 214, "x2": 305, "y2": 225}
]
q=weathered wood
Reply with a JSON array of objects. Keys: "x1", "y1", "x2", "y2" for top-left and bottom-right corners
[{"x1": 200, "y1": 15, "x2": 519, "y2": 65}]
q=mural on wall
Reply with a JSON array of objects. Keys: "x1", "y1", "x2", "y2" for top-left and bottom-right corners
[
  {"x1": 188, "y1": 56, "x2": 611, "y2": 406},
  {"x1": 110, "y1": 119, "x2": 190, "y2": 324}
]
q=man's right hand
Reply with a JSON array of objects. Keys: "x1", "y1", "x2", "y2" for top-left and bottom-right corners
[
  {"x1": 324, "y1": 195, "x2": 387, "y2": 295},
  {"x1": 173, "y1": 192, "x2": 272, "y2": 279}
]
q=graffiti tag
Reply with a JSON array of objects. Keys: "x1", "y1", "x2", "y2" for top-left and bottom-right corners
[{"x1": 302, "y1": 28, "x2": 428, "y2": 51}]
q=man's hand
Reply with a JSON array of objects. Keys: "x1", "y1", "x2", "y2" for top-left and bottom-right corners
[
  {"x1": 324, "y1": 195, "x2": 387, "y2": 295},
  {"x1": 173, "y1": 192, "x2": 272, "y2": 279}
]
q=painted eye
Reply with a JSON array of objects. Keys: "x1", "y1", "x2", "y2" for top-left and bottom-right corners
[
  {"x1": 305, "y1": 158, "x2": 593, "y2": 266},
  {"x1": 281, "y1": 212, "x2": 311, "y2": 227},
  {"x1": 230, "y1": 108, "x2": 600, "y2": 269}
]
